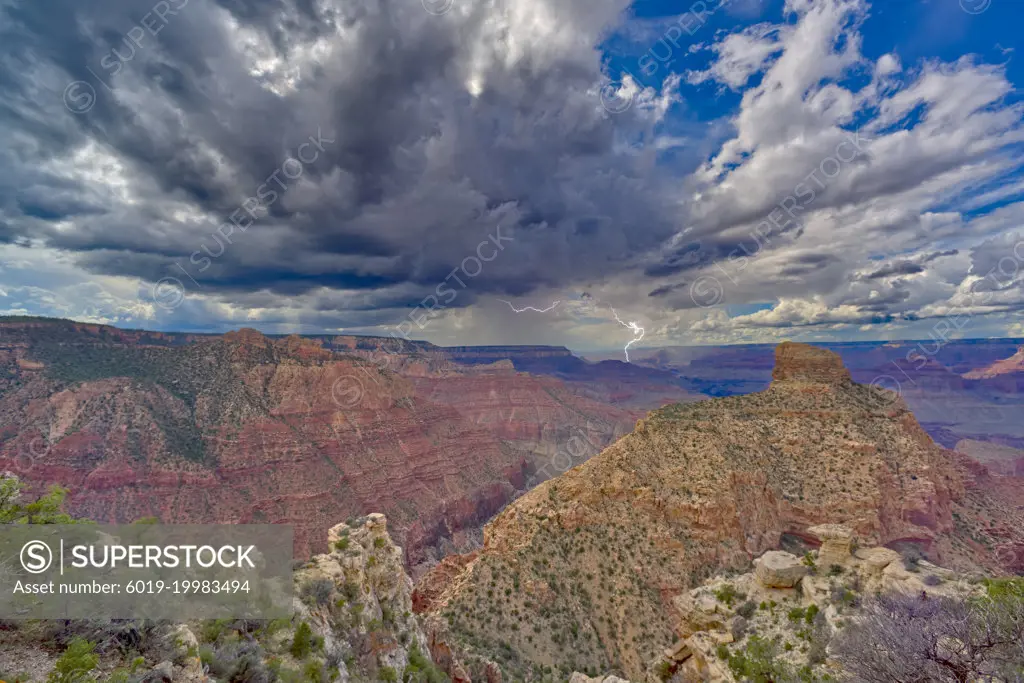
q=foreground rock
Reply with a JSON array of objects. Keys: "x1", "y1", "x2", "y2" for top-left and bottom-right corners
[
  {"x1": 292, "y1": 514, "x2": 430, "y2": 677},
  {"x1": 806, "y1": 524, "x2": 854, "y2": 568},
  {"x1": 0, "y1": 514, "x2": 456, "y2": 683},
  {"x1": 569, "y1": 673, "x2": 631, "y2": 683},
  {"x1": 754, "y1": 551, "x2": 807, "y2": 588},
  {"x1": 663, "y1": 526, "x2": 983, "y2": 683}
]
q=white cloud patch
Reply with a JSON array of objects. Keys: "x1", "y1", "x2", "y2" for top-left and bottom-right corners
[{"x1": 648, "y1": 0, "x2": 1024, "y2": 345}]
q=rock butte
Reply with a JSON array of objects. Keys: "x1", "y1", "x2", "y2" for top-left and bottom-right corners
[{"x1": 415, "y1": 342, "x2": 1024, "y2": 681}]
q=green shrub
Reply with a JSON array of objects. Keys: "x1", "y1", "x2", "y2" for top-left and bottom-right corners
[
  {"x1": 1, "y1": 480, "x2": 80, "y2": 525},
  {"x1": 828, "y1": 564, "x2": 844, "y2": 576},
  {"x1": 290, "y1": 622, "x2": 315, "y2": 659},
  {"x1": 199, "y1": 646, "x2": 217, "y2": 672},
  {"x1": 402, "y1": 645, "x2": 449, "y2": 683},
  {"x1": 787, "y1": 606, "x2": 807, "y2": 622},
  {"x1": 304, "y1": 660, "x2": 328, "y2": 683},
  {"x1": 200, "y1": 618, "x2": 232, "y2": 643},
  {"x1": 341, "y1": 581, "x2": 360, "y2": 601},
  {"x1": 334, "y1": 537, "x2": 350, "y2": 551},
  {"x1": 199, "y1": 643, "x2": 274, "y2": 683},
  {"x1": 374, "y1": 537, "x2": 387, "y2": 548},
  {"x1": 981, "y1": 577, "x2": 1024, "y2": 601},
  {"x1": 714, "y1": 584, "x2": 744, "y2": 607},
  {"x1": 805, "y1": 603, "x2": 820, "y2": 624},
  {"x1": 300, "y1": 577, "x2": 334, "y2": 607},
  {"x1": 380, "y1": 666, "x2": 399, "y2": 683},
  {"x1": 275, "y1": 664, "x2": 305, "y2": 683},
  {"x1": 802, "y1": 552, "x2": 817, "y2": 570},
  {"x1": 47, "y1": 638, "x2": 99, "y2": 683},
  {"x1": 830, "y1": 586, "x2": 858, "y2": 608},
  {"x1": 725, "y1": 636, "x2": 810, "y2": 683}
]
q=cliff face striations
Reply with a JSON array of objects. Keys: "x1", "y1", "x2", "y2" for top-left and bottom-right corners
[
  {"x1": 0, "y1": 321, "x2": 524, "y2": 562},
  {"x1": 963, "y1": 344, "x2": 1024, "y2": 380},
  {"x1": 415, "y1": 343, "x2": 1024, "y2": 681},
  {"x1": 0, "y1": 319, "x2": 687, "y2": 567}
]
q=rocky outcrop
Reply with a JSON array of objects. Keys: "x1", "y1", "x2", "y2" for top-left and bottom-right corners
[
  {"x1": 771, "y1": 341, "x2": 852, "y2": 385},
  {"x1": 568, "y1": 673, "x2": 631, "y2": 683},
  {"x1": 0, "y1": 513, "x2": 455, "y2": 683},
  {"x1": 411, "y1": 551, "x2": 478, "y2": 613},
  {"x1": 807, "y1": 524, "x2": 854, "y2": 567},
  {"x1": 667, "y1": 529, "x2": 984, "y2": 683},
  {"x1": 416, "y1": 343, "x2": 1024, "y2": 681},
  {"x1": 293, "y1": 514, "x2": 430, "y2": 678},
  {"x1": 753, "y1": 551, "x2": 807, "y2": 588}
]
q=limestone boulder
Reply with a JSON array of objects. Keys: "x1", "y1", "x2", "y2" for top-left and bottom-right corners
[
  {"x1": 569, "y1": 674, "x2": 631, "y2": 683},
  {"x1": 664, "y1": 639, "x2": 692, "y2": 663},
  {"x1": 807, "y1": 524, "x2": 854, "y2": 567},
  {"x1": 855, "y1": 547, "x2": 901, "y2": 577},
  {"x1": 673, "y1": 591, "x2": 731, "y2": 635},
  {"x1": 754, "y1": 550, "x2": 808, "y2": 588}
]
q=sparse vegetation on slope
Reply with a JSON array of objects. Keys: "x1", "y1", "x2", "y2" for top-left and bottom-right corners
[{"x1": 418, "y1": 344, "x2": 1024, "y2": 681}]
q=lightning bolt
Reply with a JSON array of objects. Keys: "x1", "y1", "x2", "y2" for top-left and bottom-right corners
[
  {"x1": 611, "y1": 308, "x2": 644, "y2": 363},
  {"x1": 500, "y1": 300, "x2": 561, "y2": 313}
]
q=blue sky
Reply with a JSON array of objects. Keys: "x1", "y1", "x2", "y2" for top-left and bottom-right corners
[{"x1": 1, "y1": 0, "x2": 1023, "y2": 350}]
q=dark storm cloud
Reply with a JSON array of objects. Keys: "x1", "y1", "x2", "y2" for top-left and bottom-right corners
[
  {"x1": 846, "y1": 287, "x2": 910, "y2": 310},
  {"x1": 644, "y1": 238, "x2": 722, "y2": 278},
  {"x1": 777, "y1": 252, "x2": 838, "y2": 278},
  {"x1": 862, "y1": 260, "x2": 924, "y2": 280},
  {"x1": 647, "y1": 281, "x2": 688, "y2": 298},
  {"x1": 923, "y1": 249, "x2": 960, "y2": 262},
  {"x1": 856, "y1": 249, "x2": 960, "y2": 281},
  {"x1": 1, "y1": 0, "x2": 674, "y2": 313}
]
